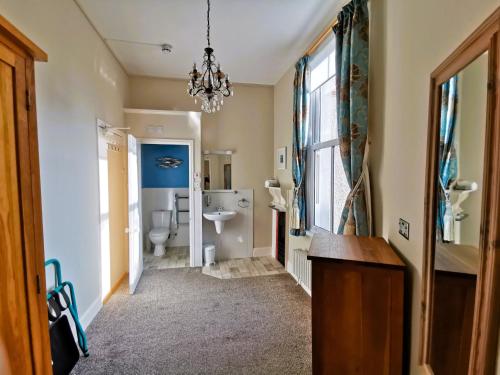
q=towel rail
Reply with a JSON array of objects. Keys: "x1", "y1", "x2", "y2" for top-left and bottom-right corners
[{"x1": 174, "y1": 193, "x2": 190, "y2": 226}]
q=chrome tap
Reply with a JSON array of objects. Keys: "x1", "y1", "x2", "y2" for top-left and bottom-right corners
[{"x1": 216, "y1": 206, "x2": 224, "y2": 212}]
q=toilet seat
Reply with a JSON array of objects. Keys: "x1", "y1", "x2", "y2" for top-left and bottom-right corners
[{"x1": 150, "y1": 228, "x2": 169, "y2": 237}]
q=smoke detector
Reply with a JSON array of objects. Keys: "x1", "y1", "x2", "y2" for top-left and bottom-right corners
[{"x1": 161, "y1": 44, "x2": 173, "y2": 54}]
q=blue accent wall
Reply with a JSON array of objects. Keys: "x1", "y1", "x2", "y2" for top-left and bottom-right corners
[{"x1": 141, "y1": 144, "x2": 189, "y2": 188}]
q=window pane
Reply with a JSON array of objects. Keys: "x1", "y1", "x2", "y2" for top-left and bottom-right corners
[
  {"x1": 328, "y1": 51, "x2": 336, "y2": 78},
  {"x1": 320, "y1": 77, "x2": 337, "y2": 142},
  {"x1": 311, "y1": 90, "x2": 320, "y2": 144},
  {"x1": 314, "y1": 148, "x2": 332, "y2": 231},
  {"x1": 311, "y1": 58, "x2": 328, "y2": 91},
  {"x1": 333, "y1": 146, "x2": 350, "y2": 233}
]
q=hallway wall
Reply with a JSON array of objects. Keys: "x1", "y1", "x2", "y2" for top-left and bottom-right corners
[
  {"x1": 273, "y1": 1, "x2": 499, "y2": 373},
  {"x1": 0, "y1": 0, "x2": 129, "y2": 326},
  {"x1": 369, "y1": 0, "x2": 498, "y2": 373}
]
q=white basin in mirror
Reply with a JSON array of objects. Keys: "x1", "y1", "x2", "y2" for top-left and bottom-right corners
[{"x1": 203, "y1": 211, "x2": 237, "y2": 234}]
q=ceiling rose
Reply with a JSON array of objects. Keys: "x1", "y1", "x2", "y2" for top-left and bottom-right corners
[{"x1": 187, "y1": 0, "x2": 233, "y2": 113}]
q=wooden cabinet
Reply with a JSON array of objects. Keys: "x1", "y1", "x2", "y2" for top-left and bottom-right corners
[
  {"x1": 0, "y1": 15, "x2": 51, "y2": 374},
  {"x1": 308, "y1": 233, "x2": 406, "y2": 375},
  {"x1": 429, "y1": 243, "x2": 479, "y2": 375}
]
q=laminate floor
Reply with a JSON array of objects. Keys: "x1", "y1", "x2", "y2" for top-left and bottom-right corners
[
  {"x1": 202, "y1": 256, "x2": 286, "y2": 279},
  {"x1": 144, "y1": 246, "x2": 190, "y2": 270}
]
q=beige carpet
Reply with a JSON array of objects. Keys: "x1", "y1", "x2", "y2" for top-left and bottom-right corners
[{"x1": 73, "y1": 268, "x2": 311, "y2": 374}]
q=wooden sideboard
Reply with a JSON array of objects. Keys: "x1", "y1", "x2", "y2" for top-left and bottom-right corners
[
  {"x1": 307, "y1": 233, "x2": 406, "y2": 375},
  {"x1": 430, "y1": 243, "x2": 479, "y2": 375}
]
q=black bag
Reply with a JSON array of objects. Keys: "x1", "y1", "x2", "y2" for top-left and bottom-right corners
[{"x1": 49, "y1": 313, "x2": 80, "y2": 375}]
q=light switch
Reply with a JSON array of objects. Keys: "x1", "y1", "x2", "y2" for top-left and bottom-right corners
[{"x1": 399, "y1": 218, "x2": 410, "y2": 240}]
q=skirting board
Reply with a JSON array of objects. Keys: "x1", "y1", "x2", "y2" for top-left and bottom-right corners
[
  {"x1": 80, "y1": 297, "x2": 102, "y2": 331},
  {"x1": 289, "y1": 271, "x2": 312, "y2": 296},
  {"x1": 103, "y1": 272, "x2": 128, "y2": 304},
  {"x1": 253, "y1": 247, "x2": 272, "y2": 257}
]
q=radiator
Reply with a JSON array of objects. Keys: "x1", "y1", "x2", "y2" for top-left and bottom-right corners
[{"x1": 292, "y1": 248, "x2": 312, "y2": 295}]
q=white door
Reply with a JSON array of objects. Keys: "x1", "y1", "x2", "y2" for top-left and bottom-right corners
[{"x1": 128, "y1": 134, "x2": 143, "y2": 293}]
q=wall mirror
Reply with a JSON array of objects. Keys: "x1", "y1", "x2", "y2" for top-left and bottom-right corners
[
  {"x1": 421, "y1": 9, "x2": 500, "y2": 375},
  {"x1": 203, "y1": 150, "x2": 232, "y2": 190}
]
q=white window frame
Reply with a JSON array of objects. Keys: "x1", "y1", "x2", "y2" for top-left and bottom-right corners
[{"x1": 306, "y1": 38, "x2": 343, "y2": 234}]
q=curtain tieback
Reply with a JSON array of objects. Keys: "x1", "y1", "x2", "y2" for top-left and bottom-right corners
[
  {"x1": 343, "y1": 166, "x2": 367, "y2": 236},
  {"x1": 346, "y1": 165, "x2": 368, "y2": 207},
  {"x1": 343, "y1": 142, "x2": 370, "y2": 236},
  {"x1": 345, "y1": 141, "x2": 370, "y2": 208}
]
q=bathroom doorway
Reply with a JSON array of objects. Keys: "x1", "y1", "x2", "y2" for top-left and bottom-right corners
[{"x1": 138, "y1": 139, "x2": 195, "y2": 271}]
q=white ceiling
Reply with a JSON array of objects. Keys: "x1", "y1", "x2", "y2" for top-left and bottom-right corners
[{"x1": 76, "y1": 0, "x2": 342, "y2": 85}]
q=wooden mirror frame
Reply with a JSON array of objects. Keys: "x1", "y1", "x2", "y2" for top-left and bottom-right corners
[{"x1": 420, "y1": 7, "x2": 500, "y2": 375}]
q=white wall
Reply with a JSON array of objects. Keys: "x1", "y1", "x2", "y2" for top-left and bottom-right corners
[{"x1": 0, "y1": 0, "x2": 129, "y2": 326}]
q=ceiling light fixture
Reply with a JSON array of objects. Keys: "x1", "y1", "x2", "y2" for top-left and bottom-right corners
[
  {"x1": 161, "y1": 44, "x2": 173, "y2": 54},
  {"x1": 188, "y1": 0, "x2": 233, "y2": 113}
]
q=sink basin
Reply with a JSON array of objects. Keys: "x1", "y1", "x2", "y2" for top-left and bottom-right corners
[{"x1": 203, "y1": 211, "x2": 237, "y2": 234}]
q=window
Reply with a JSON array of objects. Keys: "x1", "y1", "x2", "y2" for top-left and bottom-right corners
[{"x1": 307, "y1": 36, "x2": 350, "y2": 233}]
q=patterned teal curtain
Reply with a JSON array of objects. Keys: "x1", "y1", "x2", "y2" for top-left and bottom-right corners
[
  {"x1": 438, "y1": 76, "x2": 458, "y2": 241},
  {"x1": 333, "y1": 0, "x2": 370, "y2": 236},
  {"x1": 290, "y1": 56, "x2": 310, "y2": 236}
]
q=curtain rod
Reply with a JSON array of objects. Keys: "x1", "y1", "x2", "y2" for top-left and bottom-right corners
[
  {"x1": 305, "y1": 17, "x2": 338, "y2": 56},
  {"x1": 305, "y1": 0, "x2": 369, "y2": 56}
]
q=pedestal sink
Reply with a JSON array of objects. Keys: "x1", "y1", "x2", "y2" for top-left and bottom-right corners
[{"x1": 203, "y1": 211, "x2": 237, "y2": 234}]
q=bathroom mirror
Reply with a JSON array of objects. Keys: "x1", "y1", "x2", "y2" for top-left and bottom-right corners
[
  {"x1": 203, "y1": 150, "x2": 232, "y2": 190},
  {"x1": 421, "y1": 9, "x2": 500, "y2": 375}
]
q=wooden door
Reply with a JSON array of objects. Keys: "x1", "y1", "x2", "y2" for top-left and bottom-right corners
[
  {"x1": 0, "y1": 42, "x2": 35, "y2": 375},
  {"x1": 0, "y1": 15, "x2": 51, "y2": 374}
]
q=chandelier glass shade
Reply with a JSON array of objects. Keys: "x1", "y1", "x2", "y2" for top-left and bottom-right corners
[{"x1": 188, "y1": 0, "x2": 233, "y2": 113}]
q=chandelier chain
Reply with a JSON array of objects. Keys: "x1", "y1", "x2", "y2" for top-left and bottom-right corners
[{"x1": 206, "y1": 0, "x2": 211, "y2": 47}]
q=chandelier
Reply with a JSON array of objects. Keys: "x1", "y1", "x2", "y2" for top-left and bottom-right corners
[{"x1": 188, "y1": 0, "x2": 233, "y2": 113}]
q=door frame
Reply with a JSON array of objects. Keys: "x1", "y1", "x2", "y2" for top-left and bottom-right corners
[
  {"x1": 96, "y1": 119, "x2": 128, "y2": 300},
  {"x1": 138, "y1": 138, "x2": 196, "y2": 267},
  {"x1": 128, "y1": 134, "x2": 143, "y2": 294}
]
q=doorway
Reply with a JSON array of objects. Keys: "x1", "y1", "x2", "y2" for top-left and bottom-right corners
[
  {"x1": 98, "y1": 117, "x2": 200, "y2": 298},
  {"x1": 138, "y1": 139, "x2": 194, "y2": 271}
]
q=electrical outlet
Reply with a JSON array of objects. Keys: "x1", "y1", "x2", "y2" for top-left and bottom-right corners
[{"x1": 399, "y1": 218, "x2": 410, "y2": 240}]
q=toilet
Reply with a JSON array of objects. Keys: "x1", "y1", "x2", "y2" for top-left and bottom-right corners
[{"x1": 149, "y1": 210, "x2": 172, "y2": 257}]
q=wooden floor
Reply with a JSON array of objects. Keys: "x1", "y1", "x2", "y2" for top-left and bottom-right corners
[
  {"x1": 143, "y1": 246, "x2": 190, "y2": 270},
  {"x1": 202, "y1": 256, "x2": 286, "y2": 279}
]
